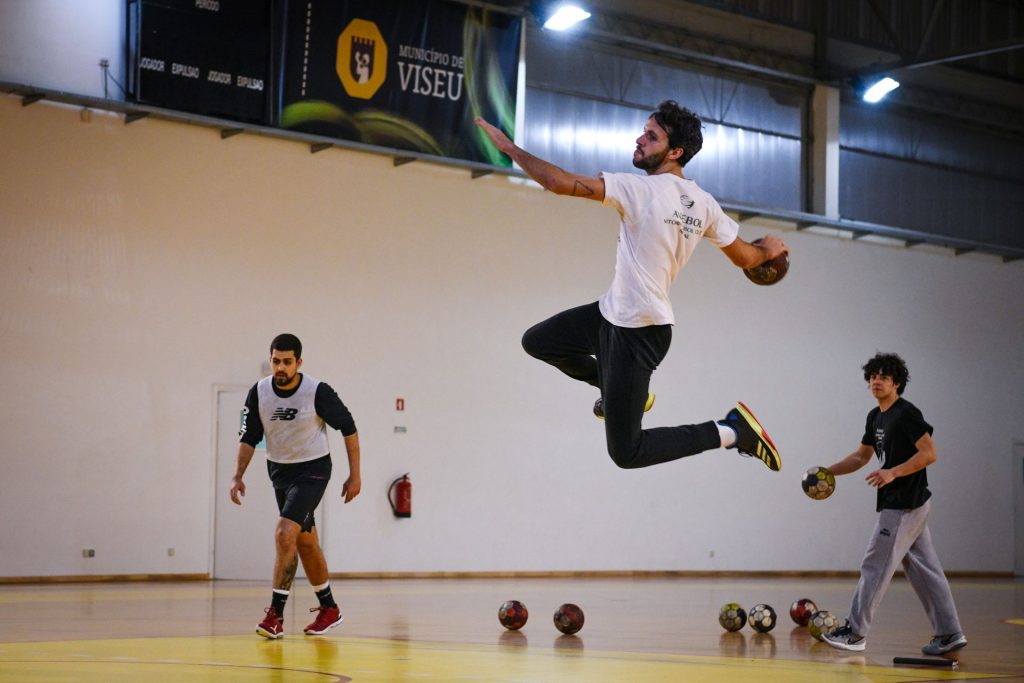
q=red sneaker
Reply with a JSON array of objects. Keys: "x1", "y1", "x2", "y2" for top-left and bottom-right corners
[
  {"x1": 304, "y1": 605, "x2": 343, "y2": 635},
  {"x1": 257, "y1": 607, "x2": 284, "y2": 639}
]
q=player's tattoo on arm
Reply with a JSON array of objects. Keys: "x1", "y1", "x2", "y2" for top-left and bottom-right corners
[
  {"x1": 572, "y1": 180, "x2": 595, "y2": 197},
  {"x1": 278, "y1": 556, "x2": 298, "y2": 591}
]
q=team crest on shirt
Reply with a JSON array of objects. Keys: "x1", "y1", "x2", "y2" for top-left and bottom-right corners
[{"x1": 663, "y1": 195, "x2": 703, "y2": 239}]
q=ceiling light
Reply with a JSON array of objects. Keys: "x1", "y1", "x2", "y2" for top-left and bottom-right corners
[
  {"x1": 543, "y1": 5, "x2": 591, "y2": 31},
  {"x1": 862, "y1": 77, "x2": 900, "y2": 103}
]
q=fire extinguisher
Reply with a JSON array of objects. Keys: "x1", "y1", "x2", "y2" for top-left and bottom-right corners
[{"x1": 388, "y1": 473, "x2": 412, "y2": 518}]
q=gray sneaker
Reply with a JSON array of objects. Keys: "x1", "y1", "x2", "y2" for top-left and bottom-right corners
[
  {"x1": 922, "y1": 633, "x2": 967, "y2": 655},
  {"x1": 822, "y1": 624, "x2": 866, "y2": 651}
]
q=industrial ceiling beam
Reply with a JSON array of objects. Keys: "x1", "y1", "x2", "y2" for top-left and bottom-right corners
[
  {"x1": 570, "y1": 6, "x2": 1024, "y2": 136},
  {"x1": 580, "y1": 11, "x2": 818, "y2": 87},
  {"x1": 850, "y1": 36, "x2": 1024, "y2": 79}
]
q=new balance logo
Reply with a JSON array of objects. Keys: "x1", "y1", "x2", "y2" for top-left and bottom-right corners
[{"x1": 271, "y1": 407, "x2": 299, "y2": 421}]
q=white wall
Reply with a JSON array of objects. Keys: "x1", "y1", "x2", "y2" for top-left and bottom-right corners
[
  {"x1": 0, "y1": 0, "x2": 125, "y2": 98},
  {"x1": 2, "y1": 93, "x2": 1022, "y2": 578}
]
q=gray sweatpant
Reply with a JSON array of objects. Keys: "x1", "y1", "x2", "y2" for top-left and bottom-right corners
[{"x1": 847, "y1": 500, "x2": 962, "y2": 637}]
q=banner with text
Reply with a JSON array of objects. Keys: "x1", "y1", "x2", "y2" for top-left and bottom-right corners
[{"x1": 280, "y1": 0, "x2": 520, "y2": 166}]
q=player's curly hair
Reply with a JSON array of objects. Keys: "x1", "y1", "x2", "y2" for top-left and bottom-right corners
[
  {"x1": 862, "y1": 352, "x2": 909, "y2": 395},
  {"x1": 652, "y1": 100, "x2": 703, "y2": 168},
  {"x1": 271, "y1": 333, "x2": 303, "y2": 359}
]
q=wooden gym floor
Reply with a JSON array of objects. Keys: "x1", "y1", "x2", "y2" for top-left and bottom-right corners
[{"x1": 1, "y1": 576, "x2": 1022, "y2": 682}]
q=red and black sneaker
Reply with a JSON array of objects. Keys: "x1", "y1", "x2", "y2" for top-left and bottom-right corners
[
  {"x1": 304, "y1": 605, "x2": 344, "y2": 635},
  {"x1": 257, "y1": 606, "x2": 284, "y2": 639}
]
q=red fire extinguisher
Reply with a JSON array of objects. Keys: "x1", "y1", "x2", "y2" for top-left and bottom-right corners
[{"x1": 388, "y1": 473, "x2": 412, "y2": 518}]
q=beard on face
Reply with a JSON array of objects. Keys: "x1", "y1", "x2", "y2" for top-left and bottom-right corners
[{"x1": 632, "y1": 147, "x2": 668, "y2": 171}]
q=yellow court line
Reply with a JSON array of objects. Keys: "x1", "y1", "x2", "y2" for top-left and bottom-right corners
[
  {"x1": 1005, "y1": 618, "x2": 1024, "y2": 626},
  {"x1": 0, "y1": 635, "x2": 1005, "y2": 683}
]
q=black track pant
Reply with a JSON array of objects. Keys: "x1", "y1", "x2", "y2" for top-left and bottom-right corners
[{"x1": 521, "y1": 302, "x2": 720, "y2": 469}]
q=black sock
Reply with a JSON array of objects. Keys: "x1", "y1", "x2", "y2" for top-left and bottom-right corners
[
  {"x1": 315, "y1": 584, "x2": 337, "y2": 609},
  {"x1": 271, "y1": 589, "x2": 289, "y2": 614}
]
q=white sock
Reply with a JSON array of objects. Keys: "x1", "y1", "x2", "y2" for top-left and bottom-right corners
[
  {"x1": 717, "y1": 423, "x2": 737, "y2": 448},
  {"x1": 312, "y1": 582, "x2": 330, "y2": 592}
]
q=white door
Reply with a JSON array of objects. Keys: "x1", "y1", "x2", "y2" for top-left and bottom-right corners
[
  {"x1": 213, "y1": 388, "x2": 313, "y2": 580},
  {"x1": 1015, "y1": 442, "x2": 1024, "y2": 577}
]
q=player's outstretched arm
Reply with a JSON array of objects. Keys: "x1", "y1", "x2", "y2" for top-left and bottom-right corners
[
  {"x1": 828, "y1": 444, "x2": 874, "y2": 477},
  {"x1": 475, "y1": 117, "x2": 605, "y2": 201},
  {"x1": 721, "y1": 234, "x2": 788, "y2": 269}
]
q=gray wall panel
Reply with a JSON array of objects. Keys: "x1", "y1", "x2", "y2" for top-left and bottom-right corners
[
  {"x1": 522, "y1": 89, "x2": 639, "y2": 175},
  {"x1": 840, "y1": 150, "x2": 1024, "y2": 248},
  {"x1": 523, "y1": 88, "x2": 802, "y2": 210},
  {"x1": 841, "y1": 101, "x2": 1024, "y2": 182},
  {"x1": 527, "y1": 31, "x2": 804, "y2": 137},
  {"x1": 686, "y1": 124, "x2": 802, "y2": 209},
  {"x1": 840, "y1": 99, "x2": 1024, "y2": 248}
]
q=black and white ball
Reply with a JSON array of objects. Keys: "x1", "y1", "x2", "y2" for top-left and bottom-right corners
[{"x1": 747, "y1": 603, "x2": 777, "y2": 633}]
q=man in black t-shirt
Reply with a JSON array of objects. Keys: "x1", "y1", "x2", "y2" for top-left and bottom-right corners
[
  {"x1": 821, "y1": 353, "x2": 966, "y2": 656},
  {"x1": 230, "y1": 333, "x2": 361, "y2": 639}
]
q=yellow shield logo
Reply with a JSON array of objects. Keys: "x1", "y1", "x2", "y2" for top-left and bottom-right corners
[{"x1": 337, "y1": 19, "x2": 387, "y2": 99}]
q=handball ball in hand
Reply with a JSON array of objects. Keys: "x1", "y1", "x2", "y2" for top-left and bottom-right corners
[
  {"x1": 743, "y1": 238, "x2": 789, "y2": 286},
  {"x1": 801, "y1": 466, "x2": 836, "y2": 500}
]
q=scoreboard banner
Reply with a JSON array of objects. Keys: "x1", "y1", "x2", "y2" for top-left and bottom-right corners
[
  {"x1": 132, "y1": 0, "x2": 271, "y2": 124},
  {"x1": 280, "y1": 0, "x2": 521, "y2": 166}
]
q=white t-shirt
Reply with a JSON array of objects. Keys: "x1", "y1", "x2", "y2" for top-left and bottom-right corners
[{"x1": 598, "y1": 172, "x2": 739, "y2": 327}]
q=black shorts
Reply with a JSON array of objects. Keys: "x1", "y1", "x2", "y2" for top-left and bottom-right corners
[{"x1": 266, "y1": 454, "x2": 332, "y2": 533}]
